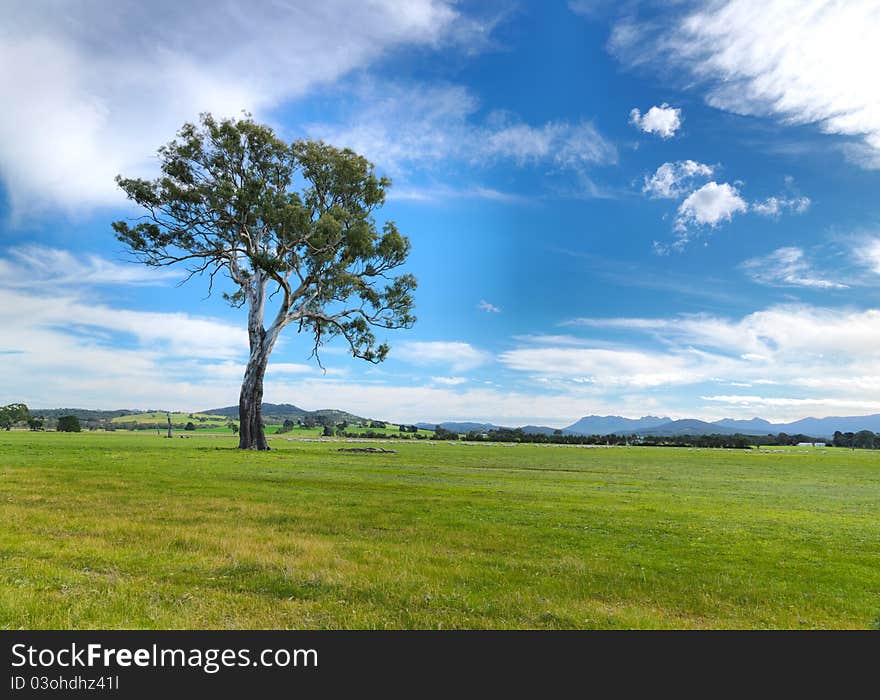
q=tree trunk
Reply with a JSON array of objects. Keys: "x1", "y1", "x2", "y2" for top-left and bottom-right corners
[
  {"x1": 237, "y1": 272, "x2": 282, "y2": 451},
  {"x1": 238, "y1": 351, "x2": 270, "y2": 450}
]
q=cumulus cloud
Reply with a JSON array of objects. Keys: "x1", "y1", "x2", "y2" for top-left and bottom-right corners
[
  {"x1": 629, "y1": 103, "x2": 682, "y2": 138},
  {"x1": 674, "y1": 181, "x2": 747, "y2": 232},
  {"x1": 478, "y1": 300, "x2": 501, "y2": 313},
  {"x1": 645, "y1": 170, "x2": 811, "y2": 250},
  {"x1": 642, "y1": 160, "x2": 714, "y2": 199},
  {"x1": 609, "y1": 0, "x2": 880, "y2": 165},
  {"x1": 0, "y1": 0, "x2": 480, "y2": 214},
  {"x1": 742, "y1": 247, "x2": 846, "y2": 289}
]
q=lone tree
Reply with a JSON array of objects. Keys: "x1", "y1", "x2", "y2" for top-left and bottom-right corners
[
  {"x1": 0, "y1": 403, "x2": 29, "y2": 431},
  {"x1": 113, "y1": 114, "x2": 416, "y2": 450},
  {"x1": 57, "y1": 415, "x2": 81, "y2": 433}
]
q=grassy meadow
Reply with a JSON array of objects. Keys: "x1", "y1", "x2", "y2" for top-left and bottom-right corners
[{"x1": 1, "y1": 431, "x2": 879, "y2": 629}]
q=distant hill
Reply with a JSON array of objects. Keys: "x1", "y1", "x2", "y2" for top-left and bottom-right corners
[
  {"x1": 564, "y1": 415, "x2": 672, "y2": 435},
  {"x1": 205, "y1": 403, "x2": 305, "y2": 419},
  {"x1": 202, "y1": 403, "x2": 367, "y2": 424},
  {"x1": 520, "y1": 425, "x2": 562, "y2": 436}
]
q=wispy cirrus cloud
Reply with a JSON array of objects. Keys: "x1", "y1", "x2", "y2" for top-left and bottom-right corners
[
  {"x1": 752, "y1": 195, "x2": 811, "y2": 217},
  {"x1": 306, "y1": 81, "x2": 617, "y2": 197},
  {"x1": 608, "y1": 0, "x2": 880, "y2": 166},
  {"x1": 394, "y1": 340, "x2": 491, "y2": 373},
  {"x1": 855, "y1": 237, "x2": 880, "y2": 275},
  {"x1": 741, "y1": 247, "x2": 847, "y2": 289},
  {"x1": 0, "y1": 245, "x2": 179, "y2": 287},
  {"x1": 494, "y1": 303, "x2": 880, "y2": 419}
]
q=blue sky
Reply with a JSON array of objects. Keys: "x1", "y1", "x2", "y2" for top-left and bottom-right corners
[{"x1": 2, "y1": 0, "x2": 880, "y2": 425}]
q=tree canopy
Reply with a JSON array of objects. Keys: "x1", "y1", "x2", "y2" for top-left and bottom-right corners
[
  {"x1": 0, "y1": 403, "x2": 29, "y2": 430},
  {"x1": 113, "y1": 113, "x2": 416, "y2": 449}
]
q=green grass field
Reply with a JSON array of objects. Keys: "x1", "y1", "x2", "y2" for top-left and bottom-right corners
[{"x1": 2, "y1": 431, "x2": 879, "y2": 629}]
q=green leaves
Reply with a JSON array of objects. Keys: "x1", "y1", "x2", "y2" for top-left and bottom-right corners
[
  {"x1": 0, "y1": 403, "x2": 29, "y2": 430},
  {"x1": 113, "y1": 112, "x2": 416, "y2": 366}
]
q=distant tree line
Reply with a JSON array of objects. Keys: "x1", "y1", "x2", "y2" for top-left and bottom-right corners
[
  {"x1": 0, "y1": 403, "x2": 85, "y2": 432},
  {"x1": 457, "y1": 428, "x2": 839, "y2": 449},
  {"x1": 832, "y1": 430, "x2": 880, "y2": 449}
]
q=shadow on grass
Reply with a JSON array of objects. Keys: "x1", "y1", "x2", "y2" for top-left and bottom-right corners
[{"x1": 208, "y1": 562, "x2": 344, "y2": 601}]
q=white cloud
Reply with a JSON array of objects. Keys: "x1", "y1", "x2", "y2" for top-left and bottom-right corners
[
  {"x1": 642, "y1": 160, "x2": 714, "y2": 199},
  {"x1": 568, "y1": 304, "x2": 880, "y2": 369},
  {"x1": 642, "y1": 163, "x2": 812, "y2": 249},
  {"x1": 500, "y1": 346, "x2": 711, "y2": 388},
  {"x1": 855, "y1": 238, "x2": 880, "y2": 274},
  {"x1": 674, "y1": 181, "x2": 747, "y2": 231},
  {"x1": 7, "y1": 272, "x2": 880, "y2": 423},
  {"x1": 262, "y1": 379, "x2": 669, "y2": 427},
  {"x1": 0, "y1": 284, "x2": 666, "y2": 424},
  {"x1": 610, "y1": 0, "x2": 880, "y2": 164},
  {"x1": 0, "y1": 1, "x2": 480, "y2": 214},
  {"x1": 701, "y1": 394, "x2": 880, "y2": 415},
  {"x1": 647, "y1": 172, "x2": 811, "y2": 250},
  {"x1": 552, "y1": 304, "x2": 880, "y2": 420},
  {"x1": 629, "y1": 103, "x2": 682, "y2": 138},
  {"x1": 394, "y1": 340, "x2": 491, "y2": 372},
  {"x1": 389, "y1": 184, "x2": 524, "y2": 203},
  {"x1": 478, "y1": 300, "x2": 501, "y2": 313},
  {"x1": 306, "y1": 83, "x2": 616, "y2": 179},
  {"x1": 430, "y1": 376, "x2": 468, "y2": 386},
  {"x1": 0, "y1": 245, "x2": 179, "y2": 287},
  {"x1": 268, "y1": 363, "x2": 316, "y2": 375},
  {"x1": 752, "y1": 195, "x2": 811, "y2": 217},
  {"x1": 742, "y1": 247, "x2": 847, "y2": 289},
  {"x1": 504, "y1": 304, "x2": 880, "y2": 420},
  {"x1": 0, "y1": 287, "x2": 246, "y2": 360}
]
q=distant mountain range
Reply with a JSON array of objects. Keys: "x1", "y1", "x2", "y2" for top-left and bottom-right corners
[
  {"x1": 421, "y1": 413, "x2": 880, "y2": 439},
  {"x1": 563, "y1": 414, "x2": 880, "y2": 438},
  {"x1": 564, "y1": 415, "x2": 672, "y2": 435}
]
